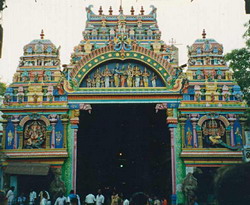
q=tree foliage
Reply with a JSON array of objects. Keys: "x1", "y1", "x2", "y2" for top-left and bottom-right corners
[
  {"x1": 225, "y1": 20, "x2": 250, "y2": 129},
  {"x1": 225, "y1": 20, "x2": 250, "y2": 104},
  {"x1": 0, "y1": 81, "x2": 6, "y2": 96}
]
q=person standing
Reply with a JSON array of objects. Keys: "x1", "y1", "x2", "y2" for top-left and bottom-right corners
[
  {"x1": 67, "y1": 190, "x2": 80, "y2": 205},
  {"x1": 40, "y1": 191, "x2": 48, "y2": 205},
  {"x1": 162, "y1": 197, "x2": 168, "y2": 205},
  {"x1": 122, "y1": 196, "x2": 129, "y2": 205},
  {"x1": 111, "y1": 192, "x2": 119, "y2": 205},
  {"x1": 44, "y1": 191, "x2": 51, "y2": 205},
  {"x1": 6, "y1": 186, "x2": 15, "y2": 205},
  {"x1": 153, "y1": 196, "x2": 160, "y2": 205},
  {"x1": 17, "y1": 193, "x2": 26, "y2": 205},
  {"x1": 29, "y1": 190, "x2": 37, "y2": 205},
  {"x1": 54, "y1": 193, "x2": 67, "y2": 205},
  {"x1": 85, "y1": 193, "x2": 95, "y2": 205},
  {"x1": 95, "y1": 189, "x2": 104, "y2": 205}
]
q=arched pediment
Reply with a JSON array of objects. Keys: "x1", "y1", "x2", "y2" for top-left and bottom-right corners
[
  {"x1": 80, "y1": 59, "x2": 166, "y2": 88},
  {"x1": 198, "y1": 115, "x2": 229, "y2": 127},
  {"x1": 64, "y1": 44, "x2": 183, "y2": 93}
]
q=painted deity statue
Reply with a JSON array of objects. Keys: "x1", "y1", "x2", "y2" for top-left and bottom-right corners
[
  {"x1": 94, "y1": 69, "x2": 102, "y2": 88},
  {"x1": 151, "y1": 73, "x2": 157, "y2": 87},
  {"x1": 186, "y1": 127, "x2": 193, "y2": 147},
  {"x1": 126, "y1": 64, "x2": 134, "y2": 87},
  {"x1": 120, "y1": 65, "x2": 127, "y2": 87},
  {"x1": 103, "y1": 66, "x2": 112, "y2": 88},
  {"x1": 134, "y1": 66, "x2": 142, "y2": 87},
  {"x1": 114, "y1": 63, "x2": 121, "y2": 87},
  {"x1": 142, "y1": 68, "x2": 150, "y2": 87},
  {"x1": 234, "y1": 127, "x2": 242, "y2": 146},
  {"x1": 84, "y1": 63, "x2": 163, "y2": 88},
  {"x1": 24, "y1": 121, "x2": 46, "y2": 149},
  {"x1": 7, "y1": 130, "x2": 13, "y2": 146},
  {"x1": 86, "y1": 76, "x2": 92, "y2": 88}
]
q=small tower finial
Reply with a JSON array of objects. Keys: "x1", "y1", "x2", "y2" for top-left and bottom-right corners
[
  {"x1": 140, "y1": 6, "x2": 145, "y2": 15},
  {"x1": 98, "y1": 6, "x2": 103, "y2": 15},
  {"x1": 202, "y1": 29, "x2": 206, "y2": 39},
  {"x1": 109, "y1": 6, "x2": 113, "y2": 15},
  {"x1": 40, "y1": 29, "x2": 44, "y2": 39},
  {"x1": 130, "y1": 6, "x2": 135, "y2": 15},
  {"x1": 119, "y1": 5, "x2": 123, "y2": 14}
]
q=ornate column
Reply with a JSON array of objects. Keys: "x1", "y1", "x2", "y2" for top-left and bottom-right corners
[
  {"x1": 49, "y1": 114, "x2": 58, "y2": 148},
  {"x1": 228, "y1": 114, "x2": 236, "y2": 146},
  {"x1": 156, "y1": 103, "x2": 184, "y2": 204},
  {"x1": 167, "y1": 108, "x2": 180, "y2": 205},
  {"x1": 0, "y1": 116, "x2": 8, "y2": 149},
  {"x1": 197, "y1": 129, "x2": 203, "y2": 148},
  {"x1": 11, "y1": 115, "x2": 20, "y2": 149},
  {"x1": 239, "y1": 115, "x2": 247, "y2": 145},
  {"x1": 191, "y1": 114, "x2": 199, "y2": 148},
  {"x1": 70, "y1": 109, "x2": 80, "y2": 192},
  {"x1": 61, "y1": 114, "x2": 69, "y2": 149},
  {"x1": 67, "y1": 104, "x2": 92, "y2": 191},
  {"x1": 17, "y1": 129, "x2": 23, "y2": 149},
  {"x1": 46, "y1": 130, "x2": 52, "y2": 149},
  {"x1": 178, "y1": 115, "x2": 187, "y2": 148},
  {"x1": 72, "y1": 126, "x2": 78, "y2": 191},
  {"x1": 169, "y1": 127, "x2": 176, "y2": 195}
]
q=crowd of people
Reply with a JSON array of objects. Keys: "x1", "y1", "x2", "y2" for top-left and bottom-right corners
[{"x1": 1, "y1": 187, "x2": 168, "y2": 205}]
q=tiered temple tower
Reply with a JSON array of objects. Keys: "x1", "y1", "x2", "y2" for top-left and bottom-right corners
[
  {"x1": 0, "y1": 30, "x2": 68, "y2": 196},
  {"x1": 0, "y1": 6, "x2": 248, "y2": 205},
  {"x1": 179, "y1": 30, "x2": 247, "y2": 198}
]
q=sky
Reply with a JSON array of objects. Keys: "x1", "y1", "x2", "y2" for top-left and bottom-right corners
[{"x1": 0, "y1": 0, "x2": 249, "y2": 83}]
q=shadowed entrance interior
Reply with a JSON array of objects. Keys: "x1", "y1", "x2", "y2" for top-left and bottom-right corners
[{"x1": 77, "y1": 104, "x2": 171, "y2": 199}]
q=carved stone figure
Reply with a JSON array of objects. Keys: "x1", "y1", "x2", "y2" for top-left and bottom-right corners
[
  {"x1": 134, "y1": 66, "x2": 141, "y2": 87},
  {"x1": 186, "y1": 127, "x2": 193, "y2": 147},
  {"x1": 24, "y1": 121, "x2": 46, "y2": 149},
  {"x1": 142, "y1": 68, "x2": 150, "y2": 87},
  {"x1": 182, "y1": 173, "x2": 198, "y2": 205},
  {"x1": 86, "y1": 76, "x2": 92, "y2": 88},
  {"x1": 114, "y1": 64, "x2": 121, "y2": 87},
  {"x1": 45, "y1": 70, "x2": 52, "y2": 81},
  {"x1": 94, "y1": 69, "x2": 102, "y2": 88},
  {"x1": 7, "y1": 130, "x2": 13, "y2": 146},
  {"x1": 32, "y1": 94, "x2": 38, "y2": 103},
  {"x1": 83, "y1": 63, "x2": 163, "y2": 88},
  {"x1": 103, "y1": 66, "x2": 112, "y2": 88},
  {"x1": 49, "y1": 168, "x2": 66, "y2": 201},
  {"x1": 13, "y1": 72, "x2": 21, "y2": 82},
  {"x1": 234, "y1": 127, "x2": 242, "y2": 146},
  {"x1": 120, "y1": 65, "x2": 127, "y2": 87},
  {"x1": 126, "y1": 64, "x2": 134, "y2": 87},
  {"x1": 151, "y1": 73, "x2": 157, "y2": 87}
]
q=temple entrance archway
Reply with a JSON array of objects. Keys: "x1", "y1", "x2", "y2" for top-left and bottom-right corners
[{"x1": 76, "y1": 103, "x2": 172, "y2": 199}]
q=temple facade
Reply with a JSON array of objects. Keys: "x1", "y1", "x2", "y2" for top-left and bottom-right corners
[{"x1": 0, "y1": 5, "x2": 248, "y2": 204}]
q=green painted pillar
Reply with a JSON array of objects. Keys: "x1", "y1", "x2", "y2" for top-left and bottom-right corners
[
  {"x1": 175, "y1": 124, "x2": 185, "y2": 204},
  {"x1": 62, "y1": 122, "x2": 74, "y2": 194}
]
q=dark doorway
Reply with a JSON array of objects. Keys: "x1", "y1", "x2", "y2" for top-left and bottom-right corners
[
  {"x1": 194, "y1": 167, "x2": 218, "y2": 204},
  {"x1": 77, "y1": 104, "x2": 171, "y2": 199},
  {"x1": 17, "y1": 173, "x2": 53, "y2": 196}
]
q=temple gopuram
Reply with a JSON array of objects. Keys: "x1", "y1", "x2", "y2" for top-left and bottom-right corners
[{"x1": 0, "y1": 5, "x2": 248, "y2": 205}]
